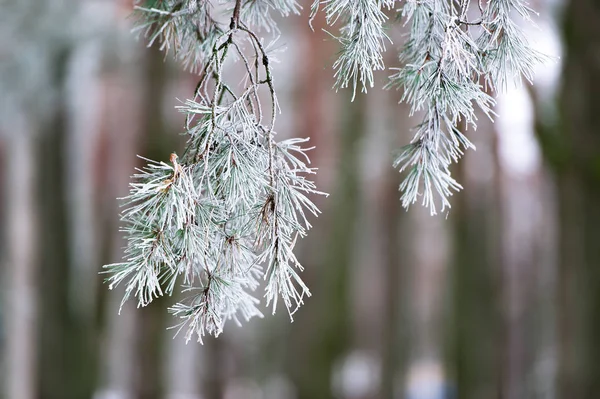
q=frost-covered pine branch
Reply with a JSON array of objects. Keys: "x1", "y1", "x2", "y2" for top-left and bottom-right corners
[
  {"x1": 319, "y1": 0, "x2": 394, "y2": 99},
  {"x1": 106, "y1": 0, "x2": 545, "y2": 342},
  {"x1": 318, "y1": 0, "x2": 545, "y2": 214},
  {"x1": 105, "y1": 0, "x2": 325, "y2": 343},
  {"x1": 387, "y1": 0, "x2": 545, "y2": 214}
]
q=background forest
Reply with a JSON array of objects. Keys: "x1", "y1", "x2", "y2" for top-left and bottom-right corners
[{"x1": 1, "y1": 0, "x2": 599, "y2": 398}]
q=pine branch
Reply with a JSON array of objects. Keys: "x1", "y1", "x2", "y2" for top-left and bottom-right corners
[
  {"x1": 105, "y1": 0, "x2": 325, "y2": 343},
  {"x1": 385, "y1": 0, "x2": 543, "y2": 214},
  {"x1": 106, "y1": 0, "x2": 546, "y2": 342}
]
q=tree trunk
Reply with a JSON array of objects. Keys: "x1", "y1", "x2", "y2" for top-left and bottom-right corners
[
  {"x1": 3, "y1": 119, "x2": 38, "y2": 399},
  {"x1": 36, "y1": 47, "x2": 98, "y2": 398},
  {"x1": 290, "y1": 94, "x2": 364, "y2": 399},
  {"x1": 449, "y1": 124, "x2": 502, "y2": 399},
  {"x1": 553, "y1": 0, "x2": 600, "y2": 394},
  {"x1": 131, "y1": 43, "x2": 173, "y2": 399},
  {"x1": 379, "y1": 164, "x2": 405, "y2": 399}
]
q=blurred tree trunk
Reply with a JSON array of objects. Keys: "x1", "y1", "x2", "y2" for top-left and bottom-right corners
[
  {"x1": 540, "y1": 0, "x2": 600, "y2": 395},
  {"x1": 37, "y1": 47, "x2": 98, "y2": 398},
  {"x1": 285, "y1": 10, "x2": 352, "y2": 399},
  {"x1": 99, "y1": 42, "x2": 174, "y2": 399},
  {"x1": 379, "y1": 163, "x2": 405, "y2": 399},
  {"x1": 377, "y1": 95, "x2": 411, "y2": 399},
  {"x1": 499, "y1": 169, "x2": 546, "y2": 399},
  {"x1": 99, "y1": 65, "x2": 146, "y2": 399},
  {"x1": 3, "y1": 119, "x2": 38, "y2": 399},
  {"x1": 131, "y1": 44, "x2": 173, "y2": 399},
  {"x1": 449, "y1": 124, "x2": 502, "y2": 399},
  {"x1": 66, "y1": 29, "x2": 104, "y2": 339},
  {"x1": 204, "y1": 337, "x2": 226, "y2": 399},
  {"x1": 290, "y1": 93, "x2": 363, "y2": 399},
  {"x1": 37, "y1": 62, "x2": 71, "y2": 397},
  {"x1": 165, "y1": 285, "x2": 201, "y2": 398},
  {"x1": 554, "y1": 170, "x2": 586, "y2": 399}
]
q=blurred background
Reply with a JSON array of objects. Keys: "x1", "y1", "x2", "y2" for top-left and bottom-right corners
[{"x1": 1, "y1": 0, "x2": 598, "y2": 398}]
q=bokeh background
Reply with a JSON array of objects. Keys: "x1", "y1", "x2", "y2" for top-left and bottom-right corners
[{"x1": 1, "y1": 0, "x2": 598, "y2": 398}]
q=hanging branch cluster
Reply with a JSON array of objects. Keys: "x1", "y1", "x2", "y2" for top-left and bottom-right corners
[
  {"x1": 320, "y1": 0, "x2": 545, "y2": 214},
  {"x1": 320, "y1": 0, "x2": 394, "y2": 99},
  {"x1": 106, "y1": 0, "x2": 545, "y2": 341},
  {"x1": 105, "y1": 0, "x2": 324, "y2": 343}
]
